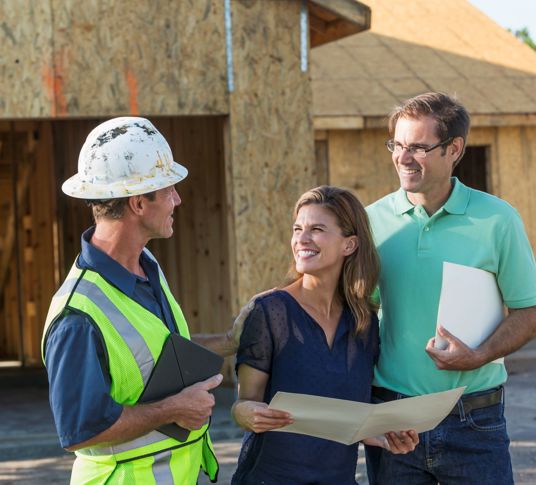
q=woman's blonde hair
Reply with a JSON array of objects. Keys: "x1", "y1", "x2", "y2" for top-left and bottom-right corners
[{"x1": 286, "y1": 185, "x2": 380, "y2": 335}]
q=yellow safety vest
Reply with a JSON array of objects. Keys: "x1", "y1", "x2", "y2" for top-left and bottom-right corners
[{"x1": 42, "y1": 250, "x2": 219, "y2": 485}]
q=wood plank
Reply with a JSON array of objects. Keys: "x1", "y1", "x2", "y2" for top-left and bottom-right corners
[
  {"x1": 25, "y1": 121, "x2": 58, "y2": 364},
  {"x1": 314, "y1": 116, "x2": 364, "y2": 130},
  {"x1": 0, "y1": 135, "x2": 34, "y2": 296}
]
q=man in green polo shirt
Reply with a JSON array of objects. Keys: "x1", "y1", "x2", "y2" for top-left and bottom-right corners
[{"x1": 365, "y1": 92, "x2": 536, "y2": 484}]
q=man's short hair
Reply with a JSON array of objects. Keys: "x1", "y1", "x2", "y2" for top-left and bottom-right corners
[
  {"x1": 86, "y1": 191, "x2": 156, "y2": 221},
  {"x1": 388, "y1": 92, "x2": 471, "y2": 162}
]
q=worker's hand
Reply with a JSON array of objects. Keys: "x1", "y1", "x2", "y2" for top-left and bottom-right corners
[
  {"x1": 227, "y1": 288, "x2": 277, "y2": 351},
  {"x1": 425, "y1": 325, "x2": 485, "y2": 370},
  {"x1": 363, "y1": 429, "x2": 419, "y2": 454},
  {"x1": 232, "y1": 400, "x2": 293, "y2": 433},
  {"x1": 166, "y1": 374, "x2": 222, "y2": 430}
]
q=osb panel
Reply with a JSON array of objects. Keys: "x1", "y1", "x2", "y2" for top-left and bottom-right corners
[
  {"x1": 494, "y1": 126, "x2": 536, "y2": 249},
  {"x1": 227, "y1": 0, "x2": 316, "y2": 308},
  {"x1": 0, "y1": 1, "x2": 54, "y2": 117},
  {"x1": 40, "y1": 0, "x2": 228, "y2": 117},
  {"x1": 327, "y1": 129, "x2": 399, "y2": 207}
]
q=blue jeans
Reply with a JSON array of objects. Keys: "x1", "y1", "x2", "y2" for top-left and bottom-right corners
[{"x1": 365, "y1": 387, "x2": 513, "y2": 484}]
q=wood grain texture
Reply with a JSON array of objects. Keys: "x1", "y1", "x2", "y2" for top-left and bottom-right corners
[
  {"x1": 2, "y1": 0, "x2": 228, "y2": 118},
  {"x1": 226, "y1": 0, "x2": 316, "y2": 308},
  {"x1": 52, "y1": 0, "x2": 228, "y2": 116},
  {"x1": 0, "y1": 1, "x2": 54, "y2": 117},
  {"x1": 327, "y1": 128, "x2": 399, "y2": 207}
]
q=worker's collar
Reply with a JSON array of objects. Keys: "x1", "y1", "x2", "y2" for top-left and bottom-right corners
[
  {"x1": 78, "y1": 226, "x2": 159, "y2": 298},
  {"x1": 394, "y1": 177, "x2": 470, "y2": 215}
]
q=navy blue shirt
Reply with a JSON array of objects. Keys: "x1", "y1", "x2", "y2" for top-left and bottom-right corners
[
  {"x1": 233, "y1": 291, "x2": 379, "y2": 485},
  {"x1": 45, "y1": 227, "x2": 178, "y2": 448}
]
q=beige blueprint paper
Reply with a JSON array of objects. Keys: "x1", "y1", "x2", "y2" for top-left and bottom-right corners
[
  {"x1": 435, "y1": 262, "x2": 505, "y2": 363},
  {"x1": 268, "y1": 387, "x2": 465, "y2": 445}
]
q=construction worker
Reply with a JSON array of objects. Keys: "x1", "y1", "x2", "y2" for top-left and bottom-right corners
[{"x1": 42, "y1": 117, "x2": 239, "y2": 484}]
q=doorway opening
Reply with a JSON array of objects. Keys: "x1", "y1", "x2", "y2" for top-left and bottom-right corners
[{"x1": 453, "y1": 145, "x2": 489, "y2": 192}]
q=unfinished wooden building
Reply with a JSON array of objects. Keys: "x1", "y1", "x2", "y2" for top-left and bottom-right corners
[
  {"x1": 312, "y1": 0, "x2": 536, "y2": 247},
  {"x1": 0, "y1": 0, "x2": 371, "y2": 371}
]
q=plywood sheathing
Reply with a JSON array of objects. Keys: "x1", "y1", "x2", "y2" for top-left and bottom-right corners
[
  {"x1": 308, "y1": 0, "x2": 371, "y2": 47},
  {"x1": 462, "y1": 126, "x2": 536, "y2": 247},
  {"x1": 1, "y1": 0, "x2": 228, "y2": 118},
  {"x1": 0, "y1": 1, "x2": 54, "y2": 117},
  {"x1": 227, "y1": 0, "x2": 316, "y2": 308},
  {"x1": 311, "y1": 0, "x2": 536, "y2": 121},
  {"x1": 327, "y1": 128, "x2": 399, "y2": 207}
]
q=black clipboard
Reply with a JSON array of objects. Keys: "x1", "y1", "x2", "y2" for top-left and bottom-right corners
[{"x1": 139, "y1": 333, "x2": 224, "y2": 441}]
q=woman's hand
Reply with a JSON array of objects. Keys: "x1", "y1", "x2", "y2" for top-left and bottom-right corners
[
  {"x1": 232, "y1": 400, "x2": 293, "y2": 433},
  {"x1": 363, "y1": 429, "x2": 419, "y2": 454}
]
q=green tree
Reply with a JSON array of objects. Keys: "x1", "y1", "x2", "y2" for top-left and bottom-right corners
[{"x1": 511, "y1": 27, "x2": 536, "y2": 51}]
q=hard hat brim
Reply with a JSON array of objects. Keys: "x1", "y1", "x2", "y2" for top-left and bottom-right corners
[{"x1": 62, "y1": 161, "x2": 188, "y2": 199}]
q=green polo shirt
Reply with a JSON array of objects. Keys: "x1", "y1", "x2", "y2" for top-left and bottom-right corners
[{"x1": 366, "y1": 178, "x2": 536, "y2": 395}]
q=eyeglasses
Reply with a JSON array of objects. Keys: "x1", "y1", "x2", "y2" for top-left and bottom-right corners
[{"x1": 385, "y1": 137, "x2": 453, "y2": 159}]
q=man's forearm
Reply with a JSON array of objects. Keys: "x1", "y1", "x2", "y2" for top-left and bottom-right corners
[
  {"x1": 479, "y1": 305, "x2": 536, "y2": 363},
  {"x1": 66, "y1": 374, "x2": 222, "y2": 452},
  {"x1": 66, "y1": 400, "x2": 172, "y2": 451}
]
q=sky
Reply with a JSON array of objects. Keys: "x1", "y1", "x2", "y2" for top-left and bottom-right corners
[{"x1": 468, "y1": 0, "x2": 536, "y2": 37}]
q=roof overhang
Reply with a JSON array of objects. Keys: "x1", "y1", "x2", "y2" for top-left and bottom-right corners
[{"x1": 308, "y1": 0, "x2": 371, "y2": 47}]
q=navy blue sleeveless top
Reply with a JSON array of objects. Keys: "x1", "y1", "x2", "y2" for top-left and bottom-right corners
[{"x1": 232, "y1": 290, "x2": 379, "y2": 485}]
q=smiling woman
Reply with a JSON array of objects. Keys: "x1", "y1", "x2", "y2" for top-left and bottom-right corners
[{"x1": 230, "y1": 185, "x2": 419, "y2": 484}]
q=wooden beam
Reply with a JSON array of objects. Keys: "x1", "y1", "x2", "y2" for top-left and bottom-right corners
[
  {"x1": 471, "y1": 113, "x2": 536, "y2": 127},
  {"x1": 308, "y1": 0, "x2": 371, "y2": 47},
  {"x1": 314, "y1": 116, "x2": 365, "y2": 130}
]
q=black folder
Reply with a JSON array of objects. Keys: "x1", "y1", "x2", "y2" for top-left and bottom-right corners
[{"x1": 139, "y1": 333, "x2": 224, "y2": 441}]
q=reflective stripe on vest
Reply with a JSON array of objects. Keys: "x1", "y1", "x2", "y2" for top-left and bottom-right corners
[
  {"x1": 42, "y1": 257, "x2": 218, "y2": 481},
  {"x1": 75, "y1": 277, "x2": 155, "y2": 385}
]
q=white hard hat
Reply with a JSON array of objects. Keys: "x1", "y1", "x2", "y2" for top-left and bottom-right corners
[{"x1": 62, "y1": 117, "x2": 188, "y2": 199}]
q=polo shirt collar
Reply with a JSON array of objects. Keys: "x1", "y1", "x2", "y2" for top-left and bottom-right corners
[
  {"x1": 394, "y1": 188, "x2": 415, "y2": 215},
  {"x1": 393, "y1": 177, "x2": 470, "y2": 215},
  {"x1": 443, "y1": 177, "x2": 470, "y2": 215},
  {"x1": 78, "y1": 226, "x2": 149, "y2": 298}
]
